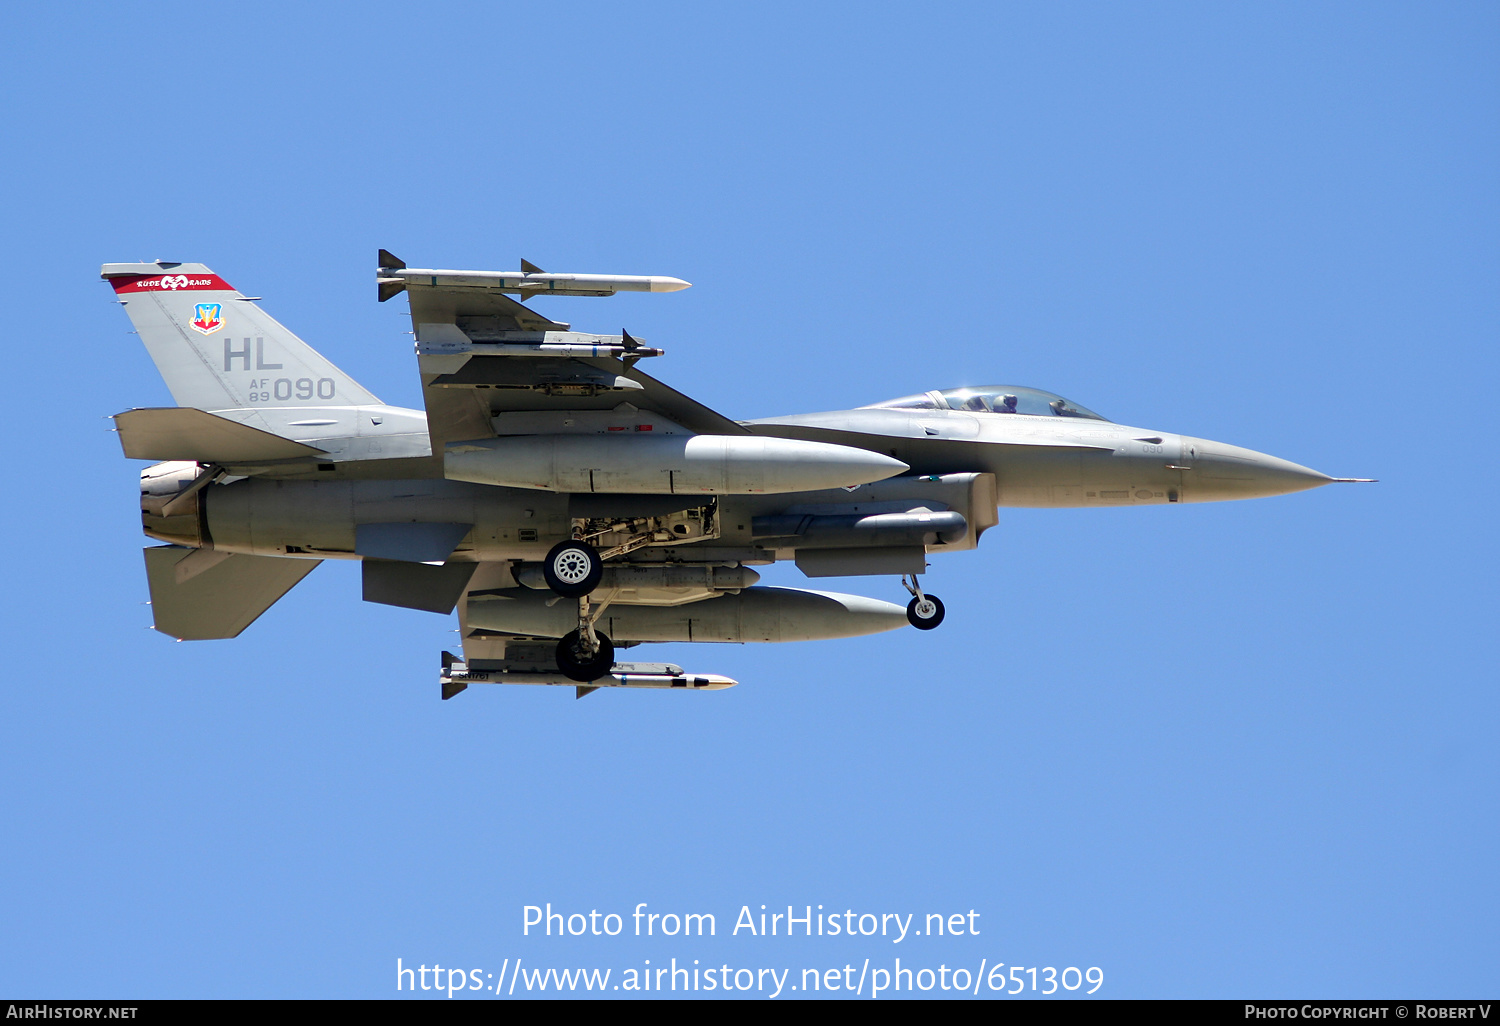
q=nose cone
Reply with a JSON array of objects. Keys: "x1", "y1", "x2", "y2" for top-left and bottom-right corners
[{"x1": 1179, "y1": 436, "x2": 1332, "y2": 502}]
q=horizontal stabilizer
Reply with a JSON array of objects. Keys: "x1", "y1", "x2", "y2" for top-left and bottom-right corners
[
  {"x1": 116, "y1": 408, "x2": 325, "y2": 462},
  {"x1": 144, "y1": 546, "x2": 320, "y2": 640}
]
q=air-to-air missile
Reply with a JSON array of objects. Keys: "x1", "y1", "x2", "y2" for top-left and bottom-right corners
[
  {"x1": 377, "y1": 251, "x2": 691, "y2": 298},
  {"x1": 440, "y1": 650, "x2": 738, "y2": 701}
]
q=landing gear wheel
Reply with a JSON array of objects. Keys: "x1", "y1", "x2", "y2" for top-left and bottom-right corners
[
  {"x1": 556, "y1": 629, "x2": 615, "y2": 683},
  {"x1": 543, "y1": 540, "x2": 603, "y2": 597},
  {"x1": 906, "y1": 594, "x2": 945, "y2": 630}
]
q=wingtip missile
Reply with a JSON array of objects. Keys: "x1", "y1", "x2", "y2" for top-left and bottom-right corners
[
  {"x1": 377, "y1": 249, "x2": 409, "y2": 302},
  {"x1": 376, "y1": 261, "x2": 691, "y2": 298}
]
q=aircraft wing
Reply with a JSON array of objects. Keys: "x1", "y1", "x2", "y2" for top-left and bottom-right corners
[{"x1": 377, "y1": 251, "x2": 746, "y2": 450}]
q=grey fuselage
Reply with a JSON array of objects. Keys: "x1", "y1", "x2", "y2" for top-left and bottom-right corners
[{"x1": 143, "y1": 399, "x2": 1330, "y2": 565}]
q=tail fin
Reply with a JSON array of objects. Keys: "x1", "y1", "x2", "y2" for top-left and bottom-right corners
[{"x1": 102, "y1": 261, "x2": 379, "y2": 411}]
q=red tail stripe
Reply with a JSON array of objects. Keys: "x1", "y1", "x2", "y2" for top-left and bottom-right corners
[{"x1": 110, "y1": 273, "x2": 236, "y2": 294}]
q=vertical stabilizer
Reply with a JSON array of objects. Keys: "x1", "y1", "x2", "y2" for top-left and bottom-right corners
[{"x1": 102, "y1": 262, "x2": 379, "y2": 411}]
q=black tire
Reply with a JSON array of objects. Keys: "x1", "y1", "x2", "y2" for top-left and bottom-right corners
[
  {"x1": 542, "y1": 540, "x2": 603, "y2": 597},
  {"x1": 556, "y1": 629, "x2": 615, "y2": 683},
  {"x1": 906, "y1": 594, "x2": 945, "y2": 630}
]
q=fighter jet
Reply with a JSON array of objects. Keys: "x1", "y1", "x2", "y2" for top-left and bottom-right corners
[{"x1": 107, "y1": 253, "x2": 1370, "y2": 698}]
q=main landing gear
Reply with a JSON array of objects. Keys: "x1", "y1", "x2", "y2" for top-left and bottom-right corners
[
  {"x1": 541, "y1": 509, "x2": 666, "y2": 599},
  {"x1": 901, "y1": 574, "x2": 945, "y2": 630},
  {"x1": 542, "y1": 539, "x2": 604, "y2": 598},
  {"x1": 555, "y1": 573, "x2": 615, "y2": 682},
  {"x1": 556, "y1": 625, "x2": 615, "y2": 683},
  {"x1": 545, "y1": 529, "x2": 615, "y2": 681}
]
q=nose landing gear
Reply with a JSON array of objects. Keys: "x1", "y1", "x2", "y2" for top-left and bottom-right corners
[{"x1": 902, "y1": 574, "x2": 945, "y2": 630}]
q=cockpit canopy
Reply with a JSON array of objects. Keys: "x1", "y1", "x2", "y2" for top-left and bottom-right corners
[{"x1": 862, "y1": 385, "x2": 1109, "y2": 422}]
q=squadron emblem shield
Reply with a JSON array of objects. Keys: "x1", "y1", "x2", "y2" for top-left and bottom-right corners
[{"x1": 189, "y1": 303, "x2": 224, "y2": 335}]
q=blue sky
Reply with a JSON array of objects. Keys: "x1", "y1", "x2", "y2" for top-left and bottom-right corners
[{"x1": 0, "y1": 1, "x2": 1494, "y2": 999}]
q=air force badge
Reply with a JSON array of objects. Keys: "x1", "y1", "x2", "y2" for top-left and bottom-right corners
[{"x1": 189, "y1": 303, "x2": 224, "y2": 335}]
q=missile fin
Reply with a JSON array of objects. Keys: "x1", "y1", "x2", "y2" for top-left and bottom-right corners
[
  {"x1": 378, "y1": 249, "x2": 406, "y2": 270},
  {"x1": 575, "y1": 685, "x2": 601, "y2": 699},
  {"x1": 440, "y1": 650, "x2": 469, "y2": 699},
  {"x1": 521, "y1": 258, "x2": 544, "y2": 274}
]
